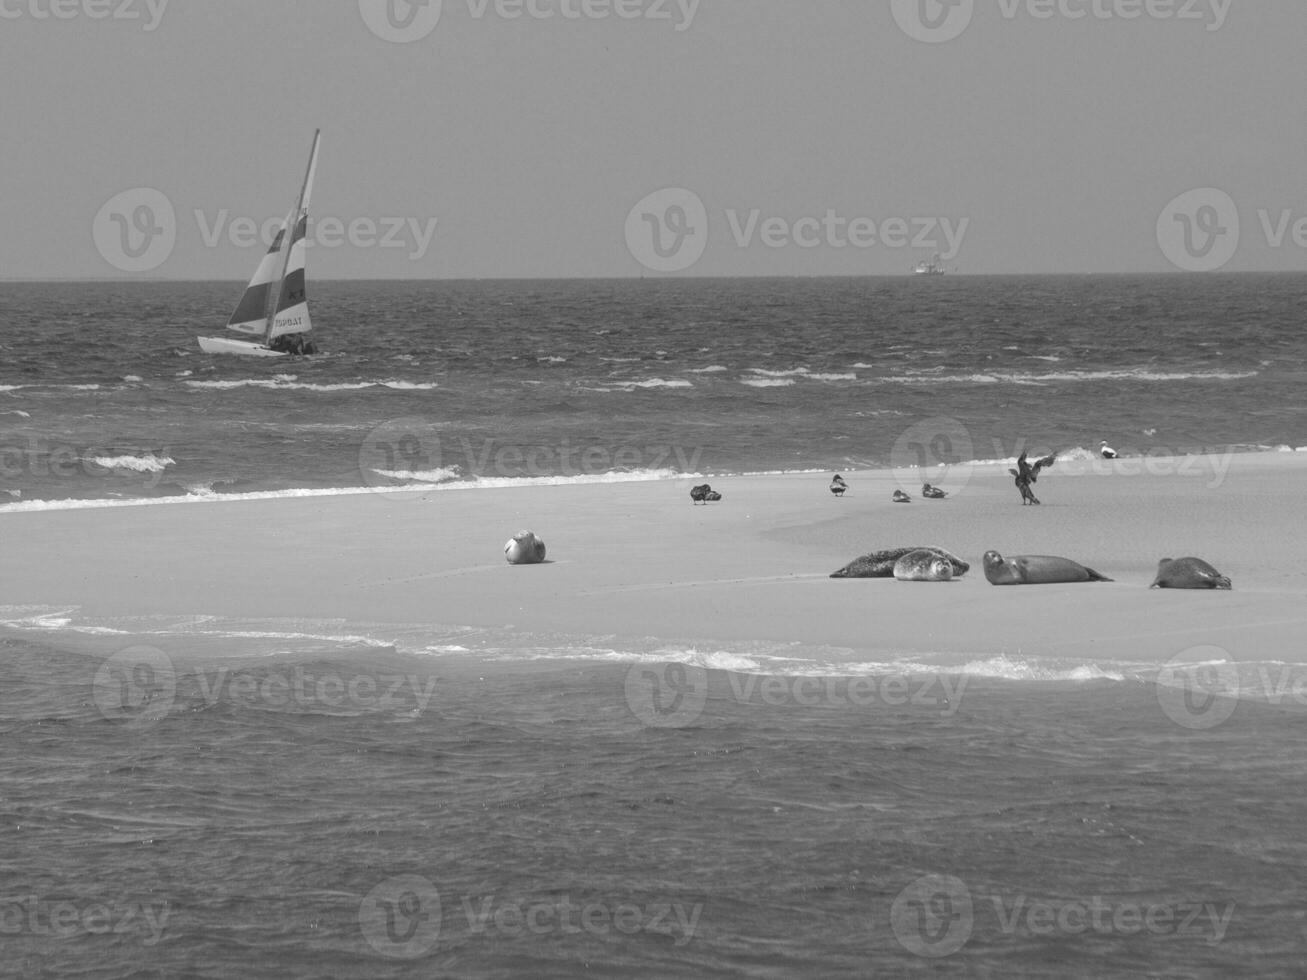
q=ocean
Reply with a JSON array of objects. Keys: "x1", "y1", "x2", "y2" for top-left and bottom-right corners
[
  {"x1": 3, "y1": 274, "x2": 1307, "y2": 977},
  {"x1": 1, "y1": 274, "x2": 1302, "y2": 506}
]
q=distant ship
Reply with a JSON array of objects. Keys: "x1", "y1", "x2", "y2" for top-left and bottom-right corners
[{"x1": 912, "y1": 253, "x2": 947, "y2": 276}]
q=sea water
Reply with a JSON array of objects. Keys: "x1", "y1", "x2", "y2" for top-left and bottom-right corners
[{"x1": 2, "y1": 275, "x2": 1306, "y2": 977}]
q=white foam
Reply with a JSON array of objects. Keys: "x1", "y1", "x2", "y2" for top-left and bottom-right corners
[
  {"x1": 601, "y1": 378, "x2": 693, "y2": 390},
  {"x1": 86, "y1": 452, "x2": 175, "y2": 474},
  {"x1": 955, "y1": 654, "x2": 1125, "y2": 682}
]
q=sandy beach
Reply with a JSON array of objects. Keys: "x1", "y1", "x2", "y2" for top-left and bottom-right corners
[{"x1": 5, "y1": 451, "x2": 1303, "y2": 668}]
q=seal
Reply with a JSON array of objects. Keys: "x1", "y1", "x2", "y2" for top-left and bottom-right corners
[
  {"x1": 504, "y1": 529, "x2": 547, "y2": 565},
  {"x1": 830, "y1": 474, "x2": 848, "y2": 497},
  {"x1": 831, "y1": 546, "x2": 969, "y2": 579},
  {"x1": 892, "y1": 490, "x2": 911, "y2": 503},
  {"x1": 1150, "y1": 557, "x2": 1232, "y2": 590},
  {"x1": 893, "y1": 549, "x2": 954, "y2": 582},
  {"x1": 982, "y1": 550, "x2": 1112, "y2": 585}
]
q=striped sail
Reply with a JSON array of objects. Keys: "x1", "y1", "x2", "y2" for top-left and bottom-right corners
[{"x1": 224, "y1": 130, "x2": 321, "y2": 341}]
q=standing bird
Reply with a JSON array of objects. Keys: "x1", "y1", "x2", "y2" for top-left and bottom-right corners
[
  {"x1": 1010, "y1": 450, "x2": 1057, "y2": 505},
  {"x1": 829, "y1": 474, "x2": 848, "y2": 497},
  {"x1": 1099, "y1": 441, "x2": 1118, "y2": 459}
]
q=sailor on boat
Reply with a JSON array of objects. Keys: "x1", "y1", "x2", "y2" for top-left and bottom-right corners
[{"x1": 268, "y1": 333, "x2": 317, "y2": 355}]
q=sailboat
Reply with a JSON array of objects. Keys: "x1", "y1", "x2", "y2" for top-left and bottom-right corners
[{"x1": 198, "y1": 129, "x2": 321, "y2": 357}]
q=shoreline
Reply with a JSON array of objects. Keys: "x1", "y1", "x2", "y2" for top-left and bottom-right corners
[
  {"x1": 3, "y1": 451, "x2": 1306, "y2": 669},
  {"x1": 1, "y1": 445, "x2": 1301, "y2": 514}
]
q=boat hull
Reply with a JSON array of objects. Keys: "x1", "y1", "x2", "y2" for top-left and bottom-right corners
[{"x1": 197, "y1": 336, "x2": 288, "y2": 357}]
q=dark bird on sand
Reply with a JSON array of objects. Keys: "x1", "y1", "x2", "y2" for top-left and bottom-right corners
[
  {"x1": 921, "y1": 483, "x2": 947, "y2": 499},
  {"x1": 892, "y1": 489, "x2": 911, "y2": 503},
  {"x1": 830, "y1": 474, "x2": 848, "y2": 497},
  {"x1": 690, "y1": 484, "x2": 722, "y2": 504},
  {"x1": 1010, "y1": 450, "x2": 1057, "y2": 505}
]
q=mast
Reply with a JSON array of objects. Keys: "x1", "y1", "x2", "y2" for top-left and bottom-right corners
[{"x1": 264, "y1": 129, "x2": 321, "y2": 346}]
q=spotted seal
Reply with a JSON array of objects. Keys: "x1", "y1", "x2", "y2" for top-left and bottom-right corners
[
  {"x1": 1150, "y1": 557, "x2": 1232, "y2": 590},
  {"x1": 831, "y1": 547, "x2": 969, "y2": 579},
  {"x1": 982, "y1": 550, "x2": 1112, "y2": 585},
  {"x1": 893, "y1": 549, "x2": 955, "y2": 582}
]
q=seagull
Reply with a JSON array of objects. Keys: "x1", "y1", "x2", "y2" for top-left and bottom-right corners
[
  {"x1": 1100, "y1": 441, "x2": 1118, "y2": 459},
  {"x1": 921, "y1": 483, "x2": 947, "y2": 499},
  {"x1": 892, "y1": 489, "x2": 911, "y2": 503},
  {"x1": 829, "y1": 474, "x2": 848, "y2": 497}
]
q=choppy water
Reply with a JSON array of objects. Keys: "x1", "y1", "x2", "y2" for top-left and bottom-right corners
[
  {"x1": 4, "y1": 274, "x2": 1307, "y2": 976},
  {"x1": 1, "y1": 274, "x2": 1304, "y2": 506}
]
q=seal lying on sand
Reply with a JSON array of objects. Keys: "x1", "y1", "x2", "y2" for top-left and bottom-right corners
[
  {"x1": 831, "y1": 547, "x2": 969, "y2": 579},
  {"x1": 1150, "y1": 557, "x2": 1232, "y2": 590},
  {"x1": 893, "y1": 549, "x2": 955, "y2": 582},
  {"x1": 504, "y1": 529, "x2": 547, "y2": 565},
  {"x1": 983, "y1": 550, "x2": 1111, "y2": 584}
]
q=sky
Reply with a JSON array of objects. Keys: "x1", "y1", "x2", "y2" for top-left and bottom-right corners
[{"x1": 1, "y1": 0, "x2": 1305, "y2": 279}]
